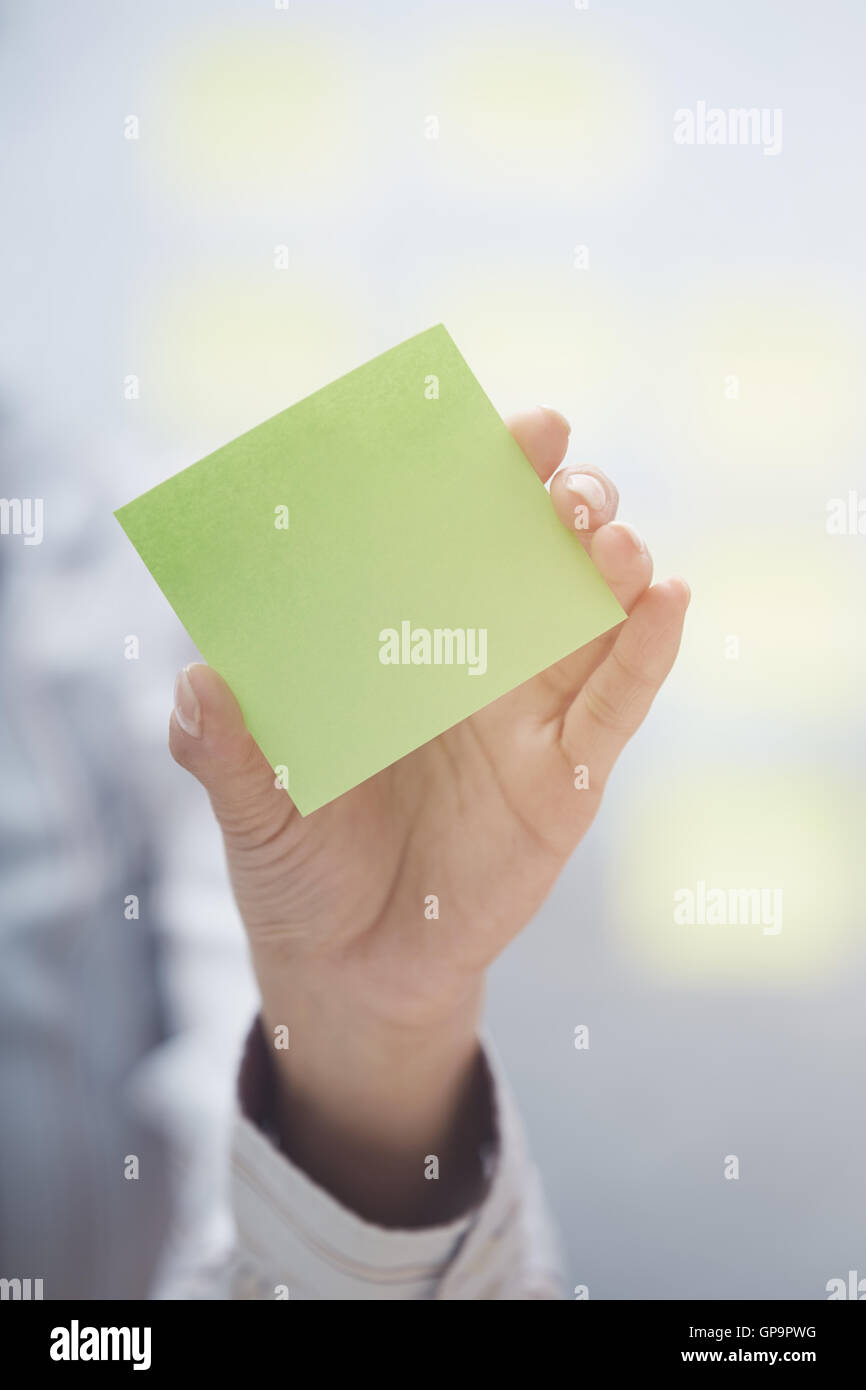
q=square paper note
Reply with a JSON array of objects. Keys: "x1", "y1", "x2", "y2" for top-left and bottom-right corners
[{"x1": 115, "y1": 325, "x2": 625, "y2": 814}]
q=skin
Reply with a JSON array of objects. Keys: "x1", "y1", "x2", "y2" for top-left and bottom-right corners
[{"x1": 169, "y1": 406, "x2": 690, "y2": 1228}]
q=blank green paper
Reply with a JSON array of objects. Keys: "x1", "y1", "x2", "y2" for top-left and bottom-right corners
[{"x1": 115, "y1": 325, "x2": 626, "y2": 814}]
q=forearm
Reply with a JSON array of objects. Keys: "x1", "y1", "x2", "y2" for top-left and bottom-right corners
[{"x1": 255, "y1": 963, "x2": 492, "y2": 1226}]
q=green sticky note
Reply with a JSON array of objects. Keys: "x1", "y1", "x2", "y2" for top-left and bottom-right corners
[{"x1": 115, "y1": 325, "x2": 625, "y2": 814}]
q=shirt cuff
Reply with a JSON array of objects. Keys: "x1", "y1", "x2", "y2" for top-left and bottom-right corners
[{"x1": 229, "y1": 1018, "x2": 563, "y2": 1300}]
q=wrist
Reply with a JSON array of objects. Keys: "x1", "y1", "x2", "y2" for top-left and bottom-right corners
[
  {"x1": 253, "y1": 962, "x2": 491, "y2": 1225},
  {"x1": 259, "y1": 964, "x2": 483, "y2": 1144}
]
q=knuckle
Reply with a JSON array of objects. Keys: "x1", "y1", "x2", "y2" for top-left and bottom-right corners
[
  {"x1": 582, "y1": 677, "x2": 634, "y2": 735},
  {"x1": 610, "y1": 643, "x2": 655, "y2": 690}
]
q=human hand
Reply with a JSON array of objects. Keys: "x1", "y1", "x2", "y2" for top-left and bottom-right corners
[{"x1": 170, "y1": 407, "x2": 689, "y2": 1223}]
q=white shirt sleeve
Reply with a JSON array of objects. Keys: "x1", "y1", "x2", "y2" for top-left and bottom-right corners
[{"x1": 226, "y1": 1022, "x2": 564, "y2": 1300}]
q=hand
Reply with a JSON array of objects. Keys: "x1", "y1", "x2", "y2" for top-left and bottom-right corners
[{"x1": 170, "y1": 407, "x2": 689, "y2": 1224}]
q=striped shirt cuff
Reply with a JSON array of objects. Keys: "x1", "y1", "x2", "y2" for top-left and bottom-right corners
[{"x1": 230, "y1": 1020, "x2": 563, "y2": 1300}]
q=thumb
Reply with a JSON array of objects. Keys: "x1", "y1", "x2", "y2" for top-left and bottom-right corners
[{"x1": 169, "y1": 663, "x2": 296, "y2": 848}]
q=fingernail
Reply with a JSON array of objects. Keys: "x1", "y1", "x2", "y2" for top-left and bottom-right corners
[
  {"x1": 538, "y1": 405, "x2": 571, "y2": 435},
  {"x1": 173, "y1": 667, "x2": 202, "y2": 738},
  {"x1": 610, "y1": 520, "x2": 647, "y2": 556},
  {"x1": 565, "y1": 472, "x2": 606, "y2": 510}
]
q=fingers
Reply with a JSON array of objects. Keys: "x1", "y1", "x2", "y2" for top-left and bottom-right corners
[
  {"x1": 169, "y1": 663, "x2": 296, "y2": 850},
  {"x1": 589, "y1": 521, "x2": 653, "y2": 614},
  {"x1": 562, "y1": 578, "x2": 690, "y2": 787},
  {"x1": 550, "y1": 464, "x2": 619, "y2": 548},
  {"x1": 505, "y1": 405, "x2": 622, "y2": 555},
  {"x1": 505, "y1": 406, "x2": 572, "y2": 483}
]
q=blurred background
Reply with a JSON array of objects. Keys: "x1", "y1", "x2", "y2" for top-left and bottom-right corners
[{"x1": 1, "y1": 0, "x2": 863, "y2": 1298}]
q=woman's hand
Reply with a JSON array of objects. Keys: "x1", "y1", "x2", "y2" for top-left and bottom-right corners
[{"x1": 169, "y1": 407, "x2": 689, "y2": 1225}]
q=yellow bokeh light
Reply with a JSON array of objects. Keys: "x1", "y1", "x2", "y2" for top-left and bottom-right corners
[
  {"x1": 422, "y1": 31, "x2": 656, "y2": 197},
  {"x1": 142, "y1": 32, "x2": 368, "y2": 207},
  {"x1": 134, "y1": 270, "x2": 374, "y2": 439},
  {"x1": 667, "y1": 530, "x2": 866, "y2": 723},
  {"x1": 614, "y1": 767, "x2": 861, "y2": 986},
  {"x1": 653, "y1": 279, "x2": 866, "y2": 471}
]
